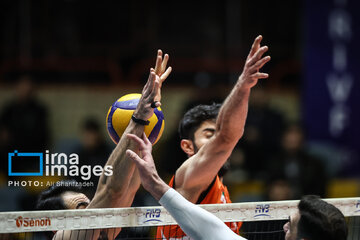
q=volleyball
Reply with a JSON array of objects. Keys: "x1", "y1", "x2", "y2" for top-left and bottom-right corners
[{"x1": 106, "y1": 93, "x2": 165, "y2": 145}]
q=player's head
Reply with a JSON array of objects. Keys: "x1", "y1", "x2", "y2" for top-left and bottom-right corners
[
  {"x1": 36, "y1": 180, "x2": 90, "y2": 210},
  {"x1": 178, "y1": 103, "x2": 221, "y2": 156},
  {"x1": 81, "y1": 117, "x2": 102, "y2": 149},
  {"x1": 15, "y1": 75, "x2": 34, "y2": 102},
  {"x1": 283, "y1": 195, "x2": 347, "y2": 240}
]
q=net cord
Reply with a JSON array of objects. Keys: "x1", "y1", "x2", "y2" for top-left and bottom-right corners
[{"x1": 1, "y1": 197, "x2": 359, "y2": 233}]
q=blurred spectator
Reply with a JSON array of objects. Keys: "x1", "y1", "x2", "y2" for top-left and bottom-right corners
[
  {"x1": 0, "y1": 75, "x2": 50, "y2": 154},
  {"x1": 0, "y1": 125, "x2": 9, "y2": 180},
  {"x1": 266, "y1": 176, "x2": 295, "y2": 201},
  {"x1": 237, "y1": 87, "x2": 286, "y2": 179},
  {"x1": 0, "y1": 75, "x2": 50, "y2": 210},
  {"x1": 0, "y1": 75, "x2": 50, "y2": 177},
  {"x1": 73, "y1": 117, "x2": 112, "y2": 198},
  {"x1": 266, "y1": 123, "x2": 328, "y2": 199}
]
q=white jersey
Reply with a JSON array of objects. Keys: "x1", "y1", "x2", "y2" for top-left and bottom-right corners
[{"x1": 159, "y1": 188, "x2": 247, "y2": 240}]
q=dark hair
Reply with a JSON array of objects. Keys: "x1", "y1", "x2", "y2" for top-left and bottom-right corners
[
  {"x1": 178, "y1": 103, "x2": 221, "y2": 140},
  {"x1": 82, "y1": 117, "x2": 100, "y2": 132},
  {"x1": 36, "y1": 180, "x2": 83, "y2": 210},
  {"x1": 297, "y1": 195, "x2": 347, "y2": 240}
]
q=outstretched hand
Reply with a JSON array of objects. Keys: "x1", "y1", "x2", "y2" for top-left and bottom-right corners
[
  {"x1": 134, "y1": 50, "x2": 172, "y2": 121},
  {"x1": 153, "y1": 50, "x2": 172, "y2": 102},
  {"x1": 239, "y1": 35, "x2": 270, "y2": 89},
  {"x1": 126, "y1": 133, "x2": 160, "y2": 194}
]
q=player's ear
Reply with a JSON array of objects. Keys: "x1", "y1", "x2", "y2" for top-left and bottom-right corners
[{"x1": 180, "y1": 139, "x2": 195, "y2": 157}]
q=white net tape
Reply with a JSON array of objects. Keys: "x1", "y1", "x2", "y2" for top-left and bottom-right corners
[{"x1": 0, "y1": 197, "x2": 359, "y2": 233}]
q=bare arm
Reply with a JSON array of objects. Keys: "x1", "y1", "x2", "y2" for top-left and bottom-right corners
[
  {"x1": 119, "y1": 50, "x2": 172, "y2": 206},
  {"x1": 89, "y1": 50, "x2": 171, "y2": 209},
  {"x1": 175, "y1": 36, "x2": 270, "y2": 201},
  {"x1": 53, "y1": 51, "x2": 171, "y2": 240},
  {"x1": 126, "y1": 133, "x2": 169, "y2": 200}
]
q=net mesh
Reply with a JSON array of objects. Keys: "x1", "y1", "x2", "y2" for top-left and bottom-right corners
[{"x1": 0, "y1": 197, "x2": 359, "y2": 240}]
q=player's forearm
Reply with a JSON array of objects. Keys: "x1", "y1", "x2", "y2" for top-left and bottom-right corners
[
  {"x1": 91, "y1": 121, "x2": 144, "y2": 208},
  {"x1": 215, "y1": 37, "x2": 270, "y2": 143},
  {"x1": 144, "y1": 172, "x2": 170, "y2": 201},
  {"x1": 102, "y1": 120, "x2": 143, "y2": 191},
  {"x1": 215, "y1": 80, "x2": 250, "y2": 143},
  {"x1": 120, "y1": 168, "x2": 142, "y2": 206}
]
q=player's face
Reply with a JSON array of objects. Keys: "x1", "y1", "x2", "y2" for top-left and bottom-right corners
[
  {"x1": 192, "y1": 120, "x2": 216, "y2": 152},
  {"x1": 61, "y1": 191, "x2": 90, "y2": 209},
  {"x1": 283, "y1": 212, "x2": 300, "y2": 240}
]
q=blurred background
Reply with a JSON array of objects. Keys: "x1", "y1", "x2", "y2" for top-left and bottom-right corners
[{"x1": 0, "y1": 0, "x2": 359, "y2": 211}]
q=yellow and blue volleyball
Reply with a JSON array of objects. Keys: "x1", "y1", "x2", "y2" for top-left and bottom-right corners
[{"x1": 106, "y1": 93, "x2": 165, "y2": 145}]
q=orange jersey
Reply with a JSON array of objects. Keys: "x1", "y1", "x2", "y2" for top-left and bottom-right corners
[{"x1": 156, "y1": 175, "x2": 242, "y2": 239}]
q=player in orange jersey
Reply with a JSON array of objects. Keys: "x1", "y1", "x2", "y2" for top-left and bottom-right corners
[
  {"x1": 156, "y1": 35, "x2": 270, "y2": 239},
  {"x1": 127, "y1": 132, "x2": 247, "y2": 240}
]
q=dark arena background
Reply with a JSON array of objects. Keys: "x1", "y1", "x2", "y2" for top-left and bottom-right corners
[{"x1": 0, "y1": 0, "x2": 359, "y2": 239}]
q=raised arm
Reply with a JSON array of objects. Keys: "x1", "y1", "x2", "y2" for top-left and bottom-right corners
[
  {"x1": 52, "y1": 51, "x2": 171, "y2": 240},
  {"x1": 126, "y1": 133, "x2": 246, "y2": 240},
  {"x1": 119, "y1": 51, "x2": 172, "y2": 206},
  {"x1": 89, "y1": 50, "x2": 171, "y2": 209},
  {"x1": 175, "y1": 36, "x2": 270, "y2": 200}
]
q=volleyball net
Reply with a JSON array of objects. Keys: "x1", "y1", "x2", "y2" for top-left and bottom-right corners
[{"x1": 0, "y1": 197, "x2": 359, "y2": 240}]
